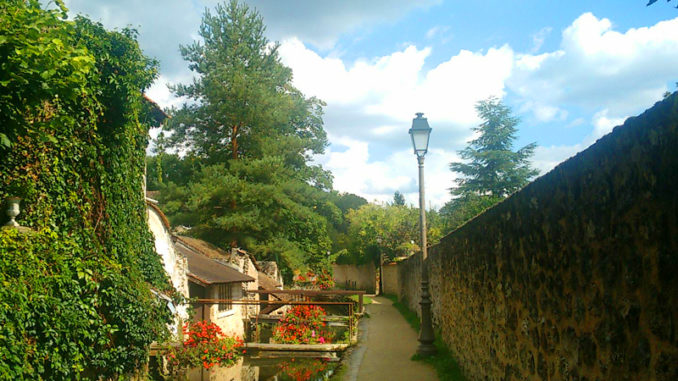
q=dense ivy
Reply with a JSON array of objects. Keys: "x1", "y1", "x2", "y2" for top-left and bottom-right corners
[{"x1": 0, "y1": 1, "x2": 173, "y2": 378}]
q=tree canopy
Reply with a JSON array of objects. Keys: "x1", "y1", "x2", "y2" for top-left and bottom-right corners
[
  {"x1": 443, "y1": 97, "x2": 538, "y2": 232},
  {"x1": 450, "y1": 97, "x2": 538, "y2": 198},
  {"x1": 154, "y1": 0, "x2": 335, "y2": 278},
  {"x1": 158, "y1": 0, "x2": 327, "y2": 166}
]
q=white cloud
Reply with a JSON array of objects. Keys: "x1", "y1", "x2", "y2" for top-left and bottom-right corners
[
  {"x1": 246, "y1": 0, "x2": 441, "y2": 50},
  {"x1": 280, "y1": 39, "x2": 514, "y2": 138},
  {"x1": 509, "y1": 13, "x2": 678, "y2": 118},
  {"x1": 592, "y1": 109, "x2": 626, "y2": 139},
  {"x1": 315, "y1": 138, "x2": 457, "y2": 208},
  {"x1": 60, "y1": 2, "x2": 678, "y2": 208}
]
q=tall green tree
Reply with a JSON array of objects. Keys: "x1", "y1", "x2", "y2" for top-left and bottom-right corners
[
  {"x1": 158, "y1": 0, "x2": 327, "y2": 168},
  {"x1": 444, "y1": 97, "x2": 538, "y2": 232},
  {"x1": 155, "y1": 1, "x2": 334, "y2": 277},
  {"x1": 450, "y1": 96, "x2": 538, "y2": 197}
]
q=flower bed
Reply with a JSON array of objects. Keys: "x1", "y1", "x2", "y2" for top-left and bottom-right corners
[
  {"x1": 295, "y1": 269, "x2": 335, "y2": 290},
  {"x1": 272, "y1": 305, "x2": 332, "y2": 344},
  {"x1": 166, "y1": 320, "x2": 244, "y2": 373}
]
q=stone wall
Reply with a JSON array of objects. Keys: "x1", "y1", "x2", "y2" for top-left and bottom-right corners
[
  {"x1": 397, "y1": 94, "x2": 678, "y2": 380},
  {"x1": 333, "y1": 264, "x2": 376, "y2": 293},
  {"x1": 382, "y1": 262, "x2": 400, "y2": 297}
]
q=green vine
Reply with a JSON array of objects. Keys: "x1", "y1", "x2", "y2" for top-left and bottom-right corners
[{"x1": 0, "y1": 1, "x2": 173, "y2": 378}]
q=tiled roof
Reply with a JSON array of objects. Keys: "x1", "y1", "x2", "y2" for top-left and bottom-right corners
[
  {"x1": 258, "y1": 271, "x2": 281, "y2": 290},
  {"x1": 174, "y1": 235, "x2": 228, "y2": 260},
  {"x1": 174, "y1": 239, "x2": 254, "y2": 286}
]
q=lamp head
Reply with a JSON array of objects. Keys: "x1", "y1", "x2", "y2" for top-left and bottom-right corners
[{"x1": 409, "y1": 112, "x2": 432, "y2": 157}]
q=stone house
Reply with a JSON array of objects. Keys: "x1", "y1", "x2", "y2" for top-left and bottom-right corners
[{"x1": 173, "y1": 236, "x2": 260, "y2": 338}]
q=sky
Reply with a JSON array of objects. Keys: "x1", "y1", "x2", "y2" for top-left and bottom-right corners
[{"x1": 60, "y1": 0, "x2": 678, "y2": 208}]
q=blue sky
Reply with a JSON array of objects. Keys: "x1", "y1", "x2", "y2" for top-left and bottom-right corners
[{"x1": 61, "y1": 0, "x2": 678, "y2": 207}]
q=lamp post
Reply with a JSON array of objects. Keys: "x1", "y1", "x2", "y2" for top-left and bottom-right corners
[{"x1": 409, "y1": 112, "x2": 437, "y2": 356}]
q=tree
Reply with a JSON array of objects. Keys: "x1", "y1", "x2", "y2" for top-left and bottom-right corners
[
  {"x1": 158, "y1": 0, "x2": 327, "y2": 167},
  {"x1": 444, "y1": 97, "x2": 538, "y2": 232},
  {"x1": 155, "y1": 1, "x2": 335, "y2": 278},
  {"x1": 450, "y1": 96, "x2": 538, "y2": 198},
  {"x1": 392, "y1": 191, "x2": 406, "y2": 206},
  {"x1": 342, "y1": 204, "x2": 420, "y2": 265}
]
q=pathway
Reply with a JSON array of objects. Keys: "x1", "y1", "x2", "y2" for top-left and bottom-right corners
[{"x1": 342, "y1": 296, "x2": 438, "y2": 381}]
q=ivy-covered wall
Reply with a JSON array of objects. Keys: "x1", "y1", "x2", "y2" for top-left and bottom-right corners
[
  {"x1": 397, "y1": 93, "x2": 678, "y2": 380},
  {"x1": 0, "y1": 2, "x2": 173, "y2": 379}
]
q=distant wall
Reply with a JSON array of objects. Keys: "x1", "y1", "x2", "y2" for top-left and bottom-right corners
[
  {"x1": 333, "y1": 264, "x2": 376, "y2": 293},
  {"x1": 382, "y1": 263, "x2": 400, "y2": 297},
  {"x1": 398, "y1": 95, "x2": 678, "y2": 380}
]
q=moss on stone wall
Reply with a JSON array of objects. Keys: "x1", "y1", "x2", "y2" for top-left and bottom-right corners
[{"x1": 397, "y1": 93, "x2": 678, "y2": 380}]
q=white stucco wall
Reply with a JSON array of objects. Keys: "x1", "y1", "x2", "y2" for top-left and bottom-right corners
[
  {"x1": 147, "y1": 205, "x2": 190, "y2": 337},
  {"x1": 208, "y1": 284, "x2": 246, "y2": 338}
]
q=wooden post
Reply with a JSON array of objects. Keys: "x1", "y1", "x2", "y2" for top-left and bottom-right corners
[{"x1": 359, "y1": 294, "x2": 363, "y2": 314}]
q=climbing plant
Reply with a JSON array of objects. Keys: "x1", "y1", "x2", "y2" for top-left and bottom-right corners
[{"x1": 0, "y1": 1, "x2": 173, "y2": 378}]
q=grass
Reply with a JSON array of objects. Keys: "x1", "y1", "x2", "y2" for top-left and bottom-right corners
[
  {"x1": 383, "y1": 294, "x2": 467, "y2": 381},
  {"x1": 328, "y1": 360, "x2": 348, "y2": 381},
  {"x1": 348, "y1": 294, "x2": 373, "y2": 305}
]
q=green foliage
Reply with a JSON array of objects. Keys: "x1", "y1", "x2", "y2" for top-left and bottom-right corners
[
  {"x1": 444, "y1": 97, "x2": 538, "y2": 235},
  {"x1": 154, "y1": 1, "x2": 338, "y2": 279},
  {"x1": 341, "y1": 204, "x2": 432, "y2": 264},
  {"x1": 159, "y1": 0, "x2": 327, "y2": 164},
  {"x1": 331, "y1": 192, "x2": 368, "y2": 214},
  {"x1": 439, "y1": 194, "x2": 504, "y2": 233},
  {"x1": 450, "y1": 97, "x2": 538, "y2": 198},
  {"x1": 0, "y1": 2, "x2": 172, "y2": 378},
  {"x1": 0, "y1": 0, "x2": 95, "y2": 154},
  {"x1": 158, "y1": 158, "x2": 337, "y2": 279}
]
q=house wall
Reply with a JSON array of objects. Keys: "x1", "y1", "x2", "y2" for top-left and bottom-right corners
[
  {"x1": 228, "y1": 249, "x2": 260, "y2": 319},
  {"x1": 208, "y1": 283, "x2": 246, "y2": 338},
  {"x1": 332, "y1": 264, "x2": 376, "y2": 293},
  {"x1": 147, "y1": 206, "x2": 189, "y2": 337},
  {"x1": 395, "y1": 95, "x2": 678, "y2": 380}
]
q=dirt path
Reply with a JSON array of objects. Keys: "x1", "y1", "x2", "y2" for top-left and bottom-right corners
[{"x1": 344, "y1": 296, "x2": 438, "y2": 381}]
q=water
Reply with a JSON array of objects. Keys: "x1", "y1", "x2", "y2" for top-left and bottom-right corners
[{"x1": 172, "y1": 357, "x2": 339, "y2": 381}]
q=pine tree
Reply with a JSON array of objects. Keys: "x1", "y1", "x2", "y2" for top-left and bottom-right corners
[
  {"x1": 154, "y1": 0, "x2": 334, "y2": 278},
  {"x1": 158, "y1": 0, "x2": 327, "y2": 166},
  {"x1": 450, "y1": 96, "x2": 538, "y2": 198},
  {"x1": 443, "y1": 97, "x2": 538, "y2": 232}
]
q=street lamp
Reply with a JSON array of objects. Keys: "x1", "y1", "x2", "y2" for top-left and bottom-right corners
[{"x1": 409, "y1": 112, "x2": 437, "y2": 356}]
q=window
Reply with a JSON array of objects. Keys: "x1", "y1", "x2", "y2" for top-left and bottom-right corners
[{"x1": 218, "y1": 284, "x2": 232, "y2": 311}]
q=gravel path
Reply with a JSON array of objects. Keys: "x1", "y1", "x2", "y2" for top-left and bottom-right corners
[{"x1": 344, "y1": 296, "x2": 438, "y2": 381}]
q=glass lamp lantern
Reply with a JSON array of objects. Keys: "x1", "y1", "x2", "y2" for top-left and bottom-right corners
[{"x1": 409, "y1": 112, "x2": 432, "y2": 157}]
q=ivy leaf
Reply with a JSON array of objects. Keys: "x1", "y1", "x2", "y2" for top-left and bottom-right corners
[{"x1": 0, "y1": 133, "x2": 10, "y2": 148}]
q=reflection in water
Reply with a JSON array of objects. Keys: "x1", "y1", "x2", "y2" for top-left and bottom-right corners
[{"x1": 182, "y1": 357, "x2": 337, "y2": 381}]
